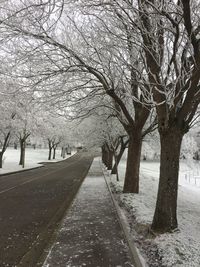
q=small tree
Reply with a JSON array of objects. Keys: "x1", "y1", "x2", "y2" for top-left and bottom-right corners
[
  {"x1": 37, "y1": 113, "x2": 65, "y2": 160},
  {"x1": 0, "y1": 90, "x2": 17, "y2": 168},
  {"x1": 14, "y1": 97, "x2": 38, "y2": 167}
]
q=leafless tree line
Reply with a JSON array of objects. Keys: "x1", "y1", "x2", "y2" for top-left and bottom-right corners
[{"x1": 0, "y1": 0, "x2": 200, "y2": 233}]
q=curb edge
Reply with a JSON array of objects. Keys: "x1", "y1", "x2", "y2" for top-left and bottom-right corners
[{"x1": 100, "y1": 160, "x2": 147, "y2": 267}]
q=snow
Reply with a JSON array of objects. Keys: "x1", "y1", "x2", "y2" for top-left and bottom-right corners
[
  {"x1": 108, "y1": 159, "x2": 200, "y2": 267},
  {"x1": 0, "y1": 147, "x2": 76, "y2": 174}
]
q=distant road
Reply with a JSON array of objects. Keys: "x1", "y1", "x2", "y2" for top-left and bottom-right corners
[{"x1": 0, "y1": 152, "x2": 93, "y2": 267}]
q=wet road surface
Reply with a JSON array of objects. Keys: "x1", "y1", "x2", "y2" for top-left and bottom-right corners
[{"x1": 0, "y1": 152, "x2": 93, "y2": 267}]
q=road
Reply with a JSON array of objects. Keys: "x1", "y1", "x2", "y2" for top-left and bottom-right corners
[{"x1": 0, "y1": 152, "x2": 93, "y2": 267}]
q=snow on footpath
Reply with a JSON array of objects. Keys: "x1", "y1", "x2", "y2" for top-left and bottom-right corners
[
  {"x1": 0, "y1": 148, "x2": 76, "y2": 175},
  {"x1": 108, "y1": 160, "x2": 200, "y2": 267},
  {"x1": 42, "y1": 158, "x2": 135, "y2": 267}
]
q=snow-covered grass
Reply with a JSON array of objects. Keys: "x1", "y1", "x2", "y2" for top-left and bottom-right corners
[
  {"x1": 108, "y1": 159, "x2": 200, "y2": 267},
  {"x1": 0, "y1": 147, "x2": 75, "y2": 174}
]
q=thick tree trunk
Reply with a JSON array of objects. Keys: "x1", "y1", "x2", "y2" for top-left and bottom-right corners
[
  {"x1": 123, "y1": 132, "x2": 142, "y2": 193},
  {"x1": 151, "y1": 129, "x2": 183, "y2": 233},
  {"x1": 19, "y1": 139, "x2": 26, "y2": 167},
  {"x1": 102, "y1": 145, "x2": 113, "y2": 170},
  {"x1": 107, "y1": 149, "x2": 113, "y2": 170},
  {"x1": 102, "y1": 145, "x2": 107, "y2": 165},
  {"x1": 102, "y1": 144, "x2": 110, "y2": 168}
]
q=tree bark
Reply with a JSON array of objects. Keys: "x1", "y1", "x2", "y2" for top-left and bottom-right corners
[
  {"x1": 111, "y1": 140, "x2": 127, "y2": 174},
  {"x1": 48, "y1": 149, "x2": 52, "y2": 160},
  {"x1": 61, "y1": 147, "x2": 66, "y2": 158},
  {"x1": 101, "y1": 144, "x2": 113, "y2": 170},
  {"x1": 113, "y1": 150, "x2": 119, "y2": 181},
  {"x1": 107, "y1": 149, "x2": 113, "y2": 170},
  {"x1": 19, "y1": 139, "x2": 26, "y2": 167},
  {"x1": 102, "y1": 145, "x2": 107, "y2": 165},
  {"x1": 48, "y1": 146, "x2": 52, "y2": 160},
  {"x1": 123, "y1": 132, "x2": 142, "y2": 193},
  {"x1": 0, "y1": 152, "x2": 3, "y2": 168},
  {"x1": 0, "y1": 132, "x2": 11, "y2": 168},
  {"x1": 151, "y1": 128, "x2": 183, "y2": 233},
  {"x1": 53, "y1": 147, "x2": 56, "y2": 159},
  {"x1": 112, "y1": 153, "x2": 122, "y2": 175}
]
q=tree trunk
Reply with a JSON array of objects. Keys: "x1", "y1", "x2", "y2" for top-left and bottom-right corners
[
  {"x1": 123, "y1": 132, "x2": 142, "y2": 193},
  {"x1": 151, "y1": 128, "x2": 183, "y2": 233},
  {"x1": 0, "y1": 152, "x2": 3, "y2": 168},
  {"x1": 102, "y1": 144, "x2": 110, "y2": 168},
  {"x1": 19, "y1": 140, "x2": 23, "y2": 165},
  {"x1": 105, "y1": 151, "x2": 109, "y2": 168},
  {"x1": 48, "y1": 147, "x2": 52, "y2": 160},
  {"x1": 53, "y1": 147, "x2": 56, "y2": 159},
  {"x1": 0, "y1": 132, "x2": 11, "y2": 168},
  {"x1": 102, "y1": 145, "x2": 107, "y2": 165},
  {"x1": 111, "y1": 143, "x2": 126, "y2": 174},
  {"x1": 22, "y1": 144, "x2": 25, "y2": 168},
  {"x1": 19, "y1": 139, "x2": 26, "y2": 167},
  {"x1": 113, "y1": 151, "x2": 119, "y2": 181},
  {"x1": 107, "y1": 149, "x2": 113, "y2": 170},
  {"x1": 61, "y1": 147, "x2": 66, "y2": 158}
]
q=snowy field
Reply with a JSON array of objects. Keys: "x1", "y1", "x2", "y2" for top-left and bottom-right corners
[
  {"x1": 109, "y1": 159, "x2": 200, "y2": 267},
  {"x1": 0, "y1": 147, "x2": 75, "y2": 175}
]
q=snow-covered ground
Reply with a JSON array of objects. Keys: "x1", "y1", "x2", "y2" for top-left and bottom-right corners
[
  {"x1": 108, "y1": 159, "x2": 200, "y2": 267},
  {"x1": 0, "y1": 147, "x2": 75, "y2": 174}
]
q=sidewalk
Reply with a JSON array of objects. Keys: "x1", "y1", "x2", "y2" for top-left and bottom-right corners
[{"x1": 42, "y1": 158, "x2": 135, "y2": 267}]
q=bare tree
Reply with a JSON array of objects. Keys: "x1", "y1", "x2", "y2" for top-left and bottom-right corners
[
  {"x1": 134, "y1": 0, "x2": 200, "y2": 232},
  {"x1": 0, "y1": 81, "x2": 17, "y2": 168},
  {"x1": 0, "y1": 0, "x2": 157, "y2": 193},
  {"x1": 14, "y1": 97, "x2": 38, "y2": 167}
]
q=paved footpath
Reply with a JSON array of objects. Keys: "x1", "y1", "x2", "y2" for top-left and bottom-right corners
[{"x1": 43, "y1": 158, "x2": 134, "y2": 267}]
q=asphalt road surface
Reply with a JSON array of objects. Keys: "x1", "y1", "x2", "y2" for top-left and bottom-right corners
[{"x1": 0, "y1": 152, "x2": 93, "y2": 267}]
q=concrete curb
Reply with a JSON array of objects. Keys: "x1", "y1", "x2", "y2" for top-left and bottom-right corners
[{"x1": 100, "y1": 161, "x2": 147, "y2": 267}]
